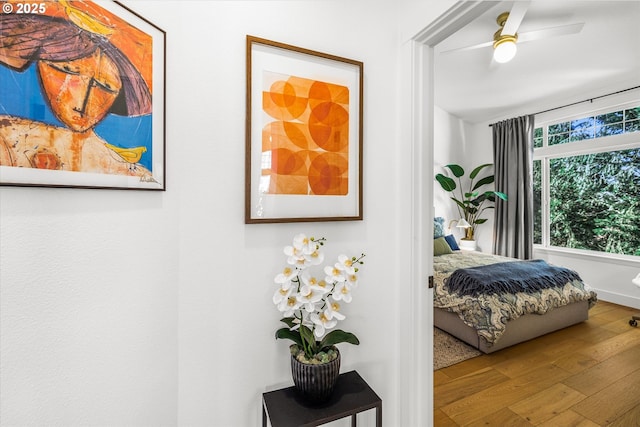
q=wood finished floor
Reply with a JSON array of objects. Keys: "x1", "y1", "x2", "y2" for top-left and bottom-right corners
[{"x1": 434, "y1": 301, "x2": 640, "y2": 426}]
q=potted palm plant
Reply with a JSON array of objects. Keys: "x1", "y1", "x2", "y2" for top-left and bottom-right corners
[{"x1": 435, "y1": 163, "x2": 507, "y2": 247}]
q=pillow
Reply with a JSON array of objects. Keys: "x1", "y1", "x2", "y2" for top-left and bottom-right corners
[
  {"x1": 434, "y1": 236, "x2": 453, "y2": 256},
  {"x1": 444, "y1": 234, "x2": 460, "y2": 251},
  {"x1": 434, "y1": 217, "x2": 445, "y2": 239}
]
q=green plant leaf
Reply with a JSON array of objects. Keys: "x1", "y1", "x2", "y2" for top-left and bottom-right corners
[
  {"x1": 445, "y1": 164, "x2": 465, "y2": 177},
  {"x1": 275, "y1": 327, "x2": 303, "y2": 347},
  {"x1": 472, "y1": 175, "x2": 495, "y2": 191},
  {"x1": 319, "y1": 330, "x2": 360, "y2": 350},
  {"x1": 452, "y1": 198, "x2": 466, "y2": 211},
  {"x1": 434, "y1": 163, "x2": 508, "y2": 236},
  {"x1": 469, "y1": 163, "x2": 492, "y2": 179},
  {"x1": 280, "y1": 317, "x2": 297, "y2": 328},
  {"x1": 472, "y1": 193, "x2": 488, "y2": 204},
  {"x1": 435, "y1": 174, "x2": 456, "y2": 192},
  {"x1": 483, "y1": 191, "x2": 508, "y2": 202},
  {"x1": 299, "y1": 324, "x2": 317, "y2": 356}
]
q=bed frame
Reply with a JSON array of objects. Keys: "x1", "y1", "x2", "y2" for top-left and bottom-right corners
[{"x1": 434, "y1": 300, "x2": 590, "y2": 354}]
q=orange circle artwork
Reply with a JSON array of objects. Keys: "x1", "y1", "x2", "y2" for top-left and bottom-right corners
[{"x1": 262, "y1": 75, "x2": 349, "y2": 195}]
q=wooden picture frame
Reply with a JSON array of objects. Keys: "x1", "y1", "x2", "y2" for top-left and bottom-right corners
[
  {"x1": 0, "y1": 0, "x2": 166, "y2": 190},
  {"x1": 245, "y1": 36, "x2": 363, "y2": 223}
]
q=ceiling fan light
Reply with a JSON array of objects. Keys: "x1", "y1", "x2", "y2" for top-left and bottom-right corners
[{"x1": 493, "y1": 38, "x2": 517, "y2": 63}]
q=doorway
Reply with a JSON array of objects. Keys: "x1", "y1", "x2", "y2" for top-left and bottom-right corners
[{"x1": 404, "y1": 2, "x2": 495, "y2": 426}]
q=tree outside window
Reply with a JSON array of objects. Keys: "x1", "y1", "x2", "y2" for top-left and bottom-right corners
[{"x1": 534, "y1": 105, "x2": 640, "y2": 257}]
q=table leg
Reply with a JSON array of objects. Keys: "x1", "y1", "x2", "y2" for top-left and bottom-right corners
[
  {"x1": 376, "y1": 404, "x2": 382, "y2": 427},
  {"x1": 262, "y1": 403, "x2": 267, "y2": 427},
  {"x1": 351, "y1": 413, "x2": 357, "y2": 427}
]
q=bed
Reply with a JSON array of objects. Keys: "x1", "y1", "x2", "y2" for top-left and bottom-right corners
[{"x1": 433, "y1": 250, "x2": 598, "y2": 354}]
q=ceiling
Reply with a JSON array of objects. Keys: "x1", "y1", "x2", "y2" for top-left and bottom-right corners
[{"x1": 434, "y1": 1, "x2": 640, "y2": 124}]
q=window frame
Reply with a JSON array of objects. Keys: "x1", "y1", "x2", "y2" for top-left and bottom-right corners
[{"x1": 533, "y1": 99, "x2": 640, "y2": 259}]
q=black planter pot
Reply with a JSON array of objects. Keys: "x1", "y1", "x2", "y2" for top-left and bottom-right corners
[{"x1": 290, "y1": 349, "x2": 341, "y2": 404}]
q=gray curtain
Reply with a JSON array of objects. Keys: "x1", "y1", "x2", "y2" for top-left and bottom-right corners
[{"x1": 492, "y1": 115, "x2": 535, "y2": 259}]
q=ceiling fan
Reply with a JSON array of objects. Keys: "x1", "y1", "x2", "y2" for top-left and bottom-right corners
[{"x1": 442, "y1": 1, "x2": 585, "y2": 63}]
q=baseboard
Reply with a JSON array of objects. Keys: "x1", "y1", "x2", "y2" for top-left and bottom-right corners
[{"x1": 592, "y1": 288, "x2": 640, "y2": 310}]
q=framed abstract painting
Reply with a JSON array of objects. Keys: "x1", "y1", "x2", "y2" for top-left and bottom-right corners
[
  {"x1": 0, "y1": 0, "x2": 166, "y2": 190},
  {"x1": 245, "y1": 36, "x2": 363, "y2": 223}
]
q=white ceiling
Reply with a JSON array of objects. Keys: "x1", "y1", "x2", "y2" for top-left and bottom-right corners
[{"x1": 434, "y1": 1, "x2": 640, "y2": 124}]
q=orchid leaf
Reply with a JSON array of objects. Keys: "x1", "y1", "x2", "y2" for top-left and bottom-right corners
[
  {"x1": 275, "y1": 327, "x2": 303, "y2": 347},
  {"x1": 319, "y1": 330, "x2": 360, "y2": 350},
  {"x1": 280, "y1": 317, "x2": 297, "y2": 328}
]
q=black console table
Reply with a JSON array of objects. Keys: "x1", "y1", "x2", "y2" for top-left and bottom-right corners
[{"x1": 262, "y1": 370, "x2": 382, "y2": 427}]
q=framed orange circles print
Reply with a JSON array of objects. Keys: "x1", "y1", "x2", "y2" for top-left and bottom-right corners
[{"x1": 245, "y1": 36, "x2": 363, "y2": 223}]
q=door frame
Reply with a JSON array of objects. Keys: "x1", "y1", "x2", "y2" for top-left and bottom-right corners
[{"x1": 402, "y1": 2, "x2": 496, "y2": 425}]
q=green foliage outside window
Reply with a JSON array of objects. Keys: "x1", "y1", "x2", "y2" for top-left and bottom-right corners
[
  {"x1": 549, "y1": 149, "x2": 640, "y2": 256},
  {"x1": 533, "y1": 160, "x2": 542, "y2": 245},
  {"x1": 547, "y1": 106, "x2": 640, "y2": 146},
  {"x1": 533, "y1": 127, "x2": 543, "y2": 148},
  {"x1": 534, "y1": 105, "x2": 640, "y2": 257}
]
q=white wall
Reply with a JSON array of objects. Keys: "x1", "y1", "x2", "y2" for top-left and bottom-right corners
[
  {"x1": 433, "y1": 106, "x2": 463, "y2": 221},
  {"x1": 433, "y1": 107, "x2": 496, "y2": 249},
  {"x1": 0, "y1": 190, "x2": 179, "y2": 426},
  {"x1": 0, "y1": 1, "x2": 455, "y2": 426},
  {"x1": 464, "y1": 121, "x2": 496, "y2": 252},
  {"x1": 535, "y1": 248, "x2": 640, "y2": 310}
]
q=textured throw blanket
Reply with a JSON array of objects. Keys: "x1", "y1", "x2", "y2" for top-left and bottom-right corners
[{"x1": 444, "y1": 259, "x2": 583, "y2": 297}]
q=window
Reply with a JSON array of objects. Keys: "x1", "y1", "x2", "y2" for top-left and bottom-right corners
[
  {"x1": 546, "y1": 107, "x2": 640, "y2": 145},
  {"x1": 533, "y1": 104, "x2": 640, "y2": 257},
  {"x1": 533, "y1": 159, "x2": 542, "y2": 244}
]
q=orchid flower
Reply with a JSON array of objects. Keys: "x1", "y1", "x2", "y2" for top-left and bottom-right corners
[
  {"x1": 310, "y1": 311, "x2": 338, "y2": 338},
  {"x1": 273, "y1": 234, "x2": 365, "y2": 360},
  {"x1": 332, "y1": 281, "x2": 353, "y2": 303}
]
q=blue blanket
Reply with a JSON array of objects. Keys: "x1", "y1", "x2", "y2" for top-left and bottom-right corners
[{"x1": 444, "y1": 259, "x2": 583, "y2": 297}]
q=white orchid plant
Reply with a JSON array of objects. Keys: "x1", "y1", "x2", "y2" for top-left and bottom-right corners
[{"x1": 273, "y1": 233, "x2": 365, "y2": 363}]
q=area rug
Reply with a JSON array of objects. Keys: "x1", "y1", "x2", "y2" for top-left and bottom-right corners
[{"x1": 433, "y1": 327, "x2": 482, "y2": 370}]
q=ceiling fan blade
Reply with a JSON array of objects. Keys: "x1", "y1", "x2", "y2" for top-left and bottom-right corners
[
  {"x1": 501, "y1": 0, "x2": 531, "y2": 36},
  {"x1": 439, "y1": 40, "x2": 494, "y2": 54},
  {"x1": 517, "y1": 22, "x2": 585, "y2": 43}
]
